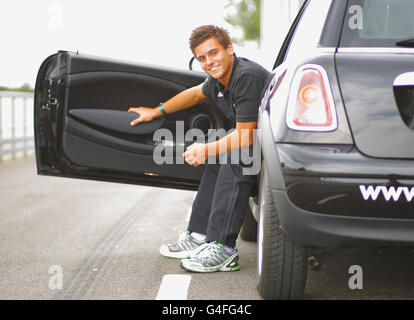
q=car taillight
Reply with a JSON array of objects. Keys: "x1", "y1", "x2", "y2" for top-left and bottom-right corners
[{"x1": 286, "y1": 64, "x2": 337, "y2": 132}]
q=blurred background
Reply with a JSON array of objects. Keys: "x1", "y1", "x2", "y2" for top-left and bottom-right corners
[{"x1": 0, "y1": 0, "x2": 304, "y2": 162}]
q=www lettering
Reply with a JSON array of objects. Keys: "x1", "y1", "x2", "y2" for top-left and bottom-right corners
[{"x1": 359, "y1": 185, "x2": 414, "y2": 202}]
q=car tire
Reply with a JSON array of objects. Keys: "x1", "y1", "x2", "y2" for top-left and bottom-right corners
[
  {"x1": 257, "y1": 165, "x2": 308, "y2": 300},
  {"x1": 240, "y1": 205, "x2": 257, "y2": 242}
]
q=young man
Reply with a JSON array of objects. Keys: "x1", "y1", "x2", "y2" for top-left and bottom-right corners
[{"x1": 128, "y1": 25, "x2": 269, "y2": 273}]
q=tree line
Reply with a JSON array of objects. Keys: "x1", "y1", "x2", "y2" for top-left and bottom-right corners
[{"x1": 0, "y1": 83, "x2": 34, "y2": 93}]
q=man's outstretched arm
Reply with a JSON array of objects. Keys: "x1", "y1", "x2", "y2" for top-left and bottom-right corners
[{"x1": 128, "y1": 84, "x2": 207, "y2": 126}]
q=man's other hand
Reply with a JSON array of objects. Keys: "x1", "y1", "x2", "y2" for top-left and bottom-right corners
[{"x1": 183, "y1": 143, "x2": 207, "y2": 167}]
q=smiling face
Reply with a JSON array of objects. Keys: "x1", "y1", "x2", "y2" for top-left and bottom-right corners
[{"x1": 193, "y1": 37, "x2": 235, "y2": 87}]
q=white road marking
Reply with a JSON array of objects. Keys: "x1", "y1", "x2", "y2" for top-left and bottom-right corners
[{"x1": 155, "y1": 274, "x2": 192, "y2": 300}]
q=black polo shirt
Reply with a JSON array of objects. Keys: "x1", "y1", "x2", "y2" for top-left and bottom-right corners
[{"x1": 202, "y1": 55, "x2": 270, "y2": 126}]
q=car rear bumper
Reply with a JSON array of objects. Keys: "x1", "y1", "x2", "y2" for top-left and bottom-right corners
[
  {"x1": 272, "y1": 188, "x2": 414, "y2": 247},
  {"x1": 259, "y1": 111, "x2": 414, "y2": 247}
]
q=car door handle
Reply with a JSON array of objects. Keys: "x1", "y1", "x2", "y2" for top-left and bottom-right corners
[{"x1": 394, "y1": 72, "x2": 414, "y2": 87}]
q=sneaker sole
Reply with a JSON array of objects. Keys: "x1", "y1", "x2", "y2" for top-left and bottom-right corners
[{"x1": 180, "y1": 253, "x2": 240, "y2": 273}]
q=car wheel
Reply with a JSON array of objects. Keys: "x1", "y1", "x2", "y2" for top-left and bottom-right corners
[
  {"x1": 257, "y1": 165, "x2": 308, "y2": 300},
  {"x1": 240, "y1": 205, "x2": 257, "y2": 242}
]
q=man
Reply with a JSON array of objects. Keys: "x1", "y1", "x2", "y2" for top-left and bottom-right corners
[{"x1": 128, "y1": 25, "x2": 269, "y2": 273}]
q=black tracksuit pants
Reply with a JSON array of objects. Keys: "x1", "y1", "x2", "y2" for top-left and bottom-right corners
[{"x1": 187, "y1": 158, "x2": 257, "y2": 248}]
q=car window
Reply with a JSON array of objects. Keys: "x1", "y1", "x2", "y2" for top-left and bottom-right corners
[{"x1": 340, "y1": 0, "x2": 414, "y2": 47}]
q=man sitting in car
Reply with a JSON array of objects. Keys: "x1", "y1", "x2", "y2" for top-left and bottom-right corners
[{"x1": 129, "y1": 25, "x2": 269, "y2": 273}]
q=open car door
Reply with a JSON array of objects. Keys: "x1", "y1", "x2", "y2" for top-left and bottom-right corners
[{"x1": 34, "y1": 51, "x2": 229, "y2": 190}]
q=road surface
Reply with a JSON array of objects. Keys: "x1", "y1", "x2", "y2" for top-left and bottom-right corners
[{"x1": 0, "y1": 157, "x2": 413, "y2": 300}]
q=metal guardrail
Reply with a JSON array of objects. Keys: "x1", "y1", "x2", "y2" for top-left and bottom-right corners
[{"x1": 0, "y1": 91, "x2": 34, "y2": 161}]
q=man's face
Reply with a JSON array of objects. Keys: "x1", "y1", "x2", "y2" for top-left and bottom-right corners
[{"x1": 194, "y1": 37, "x2": 234, "y2": 85}]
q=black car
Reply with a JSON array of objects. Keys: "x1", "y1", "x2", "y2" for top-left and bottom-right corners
[
  {"x1": 255, "y1": 0, "x2": 414, "y2": 299},
  {"x1": 34, "y1": 0, "x2": 414, "y2": 300}
]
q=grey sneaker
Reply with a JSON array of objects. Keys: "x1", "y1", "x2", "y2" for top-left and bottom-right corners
[
  {"x1": 180, "y1": 242, "x2": 240, "y2": 273},
  {"x1": 160, "y1": 231, "x2": 206, "y2": 259}
]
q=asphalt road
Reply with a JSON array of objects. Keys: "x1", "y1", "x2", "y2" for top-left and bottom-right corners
[{"x1": 1, "y1": 157, "x2": 414, "y2": 300}]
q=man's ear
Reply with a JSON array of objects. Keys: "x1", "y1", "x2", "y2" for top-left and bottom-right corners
[{"x1": 226, "y1": 43, "x2": 234, "y2": 55}]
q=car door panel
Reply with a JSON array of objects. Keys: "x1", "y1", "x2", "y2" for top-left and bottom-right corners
[{"x1": 35, "y1": 51, "x2": 229, "y2": 190}]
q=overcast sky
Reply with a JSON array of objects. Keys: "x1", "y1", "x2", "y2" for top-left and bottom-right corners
[{"x1": 1, "y1": 0, "x2": 267, "y2": 88}]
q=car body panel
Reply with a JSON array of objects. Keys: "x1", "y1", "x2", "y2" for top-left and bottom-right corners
[{"x1": 335, "y1": 50, "x2": 414, "y2": 159}]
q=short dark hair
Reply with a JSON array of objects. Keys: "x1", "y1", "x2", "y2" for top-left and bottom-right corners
[{"x1": 189, "y1": 25, "x2": 232, "y2": 54}]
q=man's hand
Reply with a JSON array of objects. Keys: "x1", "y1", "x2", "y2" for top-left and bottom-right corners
[
  {"x1": 183, "y1": 143, "x2": 207, "y2": 167},
  {"x1": 128, "y1": 107, "x2": 157, "y2": 126},
  {"x1": 128, "y1": 86, "x2": 206, "y2": 127}
]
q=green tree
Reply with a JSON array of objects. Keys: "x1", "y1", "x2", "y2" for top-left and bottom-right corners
[
  {"x1": 225, "y1": 0, "x2": 261, "y2": 46},
  {"x1": 19, "y1": 83, "x2": 33, "y2": 92}
]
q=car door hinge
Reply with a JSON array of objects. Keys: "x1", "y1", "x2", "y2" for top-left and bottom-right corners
[{"x1": 42, "y1": 89, "x2": 58, "y2": 111}]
